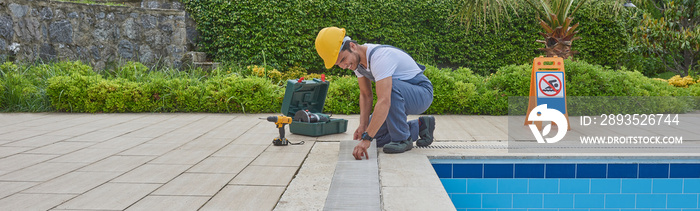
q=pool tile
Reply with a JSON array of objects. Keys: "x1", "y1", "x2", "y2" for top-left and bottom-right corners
[
  {"x1": 482, "y1": 194, "x2": 512, "y2": 208},
  {"x1": 639, "y1": 164, "x2": 669, "y2": 178},
  {"x1": 467, "y1": 179, "x2": 497, "y2": 193},
  {"x1": 621, "y1": 179, "x2": 652, "y2": 193},
  {"x1": 544, "y1": 194, "x2": 573, "y2": 208},
  {"x1": 667, "y1": 194, "x2": 698, "y2": 208},
  {"x1": 515, "y1": 164, "x2": 544, "y2": 178},
  {"x1": 671, "y1": 164, "x2": 700, "y2": 178},
  {"x1": 454, "y1": 164, "x2": 483, "y2": 178},
  {"x1": 636, "y1": 194, "x2": 666, "y2": 208},
  {"x1": 441, "y1": 178, "x2": 467, "y2": 194},
  {"x1": 560, "y1": 179, "x2": 589, "y2": 194},
  {"x1": 529, "y1": 179, "x2": 558, "y2": 193},
  {"x1": 498, "y1": 179, "x2": 527, "y2": 193},
  {"x1": 576, "y1": 164, "x2": 606, "y2": 178},
  {"x1": 499, "y1": 209, "x2": 527, "y2": 211},
  {"x1": 604, "y1": 194, "x2": 636, "y2": 208},
  {"x1": 608, "y1": 164, "x2": 638, "y2": 178},
  {"x1": 546, "y1": 164, "x2": 575, "y2": 178},
  {"x1": 433, "y1": 164, "x2": 452, "y2": 178},
  {"x1": 452, "y1": 194, "x2": 482, "y2": 208},
  {"x1": 652, "y1": 179, "x2": 683, "y2": 193},
  {"x1": 685, "y1": 179, "x2": 700, "y2": 193},
  {"x1": 484, "y1": 164, "x2": 513, "y2": 178},
  {"x1": 590, "y1": 179, "x2": 620, "y2": 193},
  {"x1": 512, "y1": 194, "x2": 543, "y2": 208},
  {"x1": 574, "y1": 194, "x2": 604, "y2": 208}
]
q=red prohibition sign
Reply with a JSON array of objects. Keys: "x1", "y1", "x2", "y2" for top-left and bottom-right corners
[{"x1": 538, "y1": 74, "x2": 562, "y2": 97}]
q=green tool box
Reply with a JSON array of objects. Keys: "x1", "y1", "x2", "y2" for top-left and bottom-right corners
[{"x1": 281, "y1": 78, "x2": 348, "y2": 137}]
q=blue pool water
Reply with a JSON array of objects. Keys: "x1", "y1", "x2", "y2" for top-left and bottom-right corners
[{"x1": 432, "y1": 159, "x2": 700, "y2": 210}]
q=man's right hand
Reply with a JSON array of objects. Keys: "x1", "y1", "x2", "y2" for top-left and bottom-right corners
[{"x1": 353, "y1": 125, "x2": 367, "y2": 141}]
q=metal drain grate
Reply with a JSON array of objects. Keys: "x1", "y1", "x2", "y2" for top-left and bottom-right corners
[
  {"x1": 416, "y1": 143, "x2": 700, "y2": 149},
  {"x1": 416, "y1": 144, "x2": 508, "y2": 149}
]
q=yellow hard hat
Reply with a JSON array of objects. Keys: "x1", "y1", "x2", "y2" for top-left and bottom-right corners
[{"x1": 315, "y1": 27, "x2": 346, "y2": 69}]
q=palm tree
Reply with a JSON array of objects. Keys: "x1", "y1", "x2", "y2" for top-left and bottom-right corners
[
  {"x1": 455, "y1": 0, "x2": 645, "y2": 59},
  {"x1": 526, "y1": 0, "x2": 588, "y2": 59}
]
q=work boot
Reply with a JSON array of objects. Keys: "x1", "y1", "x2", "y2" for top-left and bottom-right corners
[
  {"x1": 383, "y1": 139, "x2": 413, "y2": 154},
  {"x1": 416, "y1": 116, "x2": 436, "y2": 147}
]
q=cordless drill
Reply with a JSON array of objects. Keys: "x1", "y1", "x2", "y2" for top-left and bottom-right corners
[{"x1": 264, "y1": 115, "x2": 293, "y2": 146}]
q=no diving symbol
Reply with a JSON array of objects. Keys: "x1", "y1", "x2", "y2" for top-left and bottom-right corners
[{"x1": 538, "y1": 74, "x2": 562, "y2": 97}]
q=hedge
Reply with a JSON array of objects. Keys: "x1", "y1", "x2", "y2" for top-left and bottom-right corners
[
  {"x1": 182, "y1": 0, "x2": 629, "y2": 75},
  {"x1": 2, "y1": 60, "x2": 698, "y2": 114}
]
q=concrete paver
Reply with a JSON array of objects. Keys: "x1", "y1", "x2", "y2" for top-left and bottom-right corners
[
  {"x1": 55, "y1": 183, "x2": 161, "y2": 210},
  {"x1": 199, "y1": 185, "x2": 285, "y2": 211},
  {"x1": 126, "y1": 195, "x2": 210, "y2": 211},
  {"x1": 22, "y1": 171, "x2": 122, "y2": 194},
  {"x1": 186, "y1": 156, "x2": 252, "y2": 174},
  {"x1": 152, "y1": 173, "x2": 235, "y2": 196},
  {"x1": 0, "y1": 193, "x2": 76, "y2": 210},
  {"x1": 230, "y1": 165, "x2": 298, "y2": 186},
  {"x1": 112, "y1": 164, "x2": 190, "y2": 184}
]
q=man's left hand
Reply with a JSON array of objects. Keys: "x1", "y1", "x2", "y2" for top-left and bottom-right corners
[{"x1": 352, "y1": 140, "x2": 372, "y2": 160}]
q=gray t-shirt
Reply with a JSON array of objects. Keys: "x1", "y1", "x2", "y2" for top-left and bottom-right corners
[{"x1": 353, "y1": 44, "x2": 422, "y2": 82}]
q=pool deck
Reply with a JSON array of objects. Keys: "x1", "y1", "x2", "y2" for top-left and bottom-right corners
[{"x1": 1, "y1": 113, "x2": 700, "y2": 210}]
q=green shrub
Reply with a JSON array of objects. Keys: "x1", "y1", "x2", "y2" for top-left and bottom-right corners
[
  {"x1": 325, "y1": 76, "x2": 360, "y2": 115},
  {"x1": 203, "y1": 75, "x2": 283, "y2": 113}
]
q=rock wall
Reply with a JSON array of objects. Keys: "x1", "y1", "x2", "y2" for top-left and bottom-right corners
[{"x1": 0, "y1": 0, "x2": 194, "y2": 69}]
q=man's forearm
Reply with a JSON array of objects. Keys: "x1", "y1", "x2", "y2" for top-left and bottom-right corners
[{"x1": 359, "y1": 93, "x2": 372, "y2": 127}]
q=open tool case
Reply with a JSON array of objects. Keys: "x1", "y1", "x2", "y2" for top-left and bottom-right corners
[{"x1": 281, "y1": 78, "x2": 348, "y2": 136}]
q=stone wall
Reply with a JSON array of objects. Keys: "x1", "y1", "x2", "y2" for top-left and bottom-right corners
[{"x1": 0, "y1": 0, "x2": 195, "y2": 69}]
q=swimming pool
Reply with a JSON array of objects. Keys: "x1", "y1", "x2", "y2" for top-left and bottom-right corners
[{"x1": 432, "y1": 158, "x2": 700, "y2": 210}]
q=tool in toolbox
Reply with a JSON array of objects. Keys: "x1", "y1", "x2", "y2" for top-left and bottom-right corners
[
  {"x1": 281, "y1": 75, "x2": 348, "y2": 137},
  {"x1": 261, "y1": 115, "x2": 304, "y2": 146},
  {"x1": 294, "y1": 110, "x2": 330, "y2": 123}
]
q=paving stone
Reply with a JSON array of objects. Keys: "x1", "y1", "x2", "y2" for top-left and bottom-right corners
[
  {"x1": 230, "y1": 165, "x2": 298, "y2": 186},
  {"x1": 0, "y1": 181, "x2": 38, "y2": 199},
  {"x1": 275, "y1": 142, "x2": 339, "y2": 211},
  {"x1": 200, "y1": 185, "x2": 285, "y2": 211},
  {"x1": 126, "y1": 195, "x2": 209, "y2": 211},
  {"x1": 232, "y1": 132, "x2": 279, "y2": 145},
  {"x1": 0, "y1": 162, "x2": 84, "y2": 182},
  {"x1": 152, "y1": 173, "x2": 235, "y2": 196},
  {"x1": 87, "y1": 137, "x2": 151, "y2": 151},
  {"x1": 149, "y1": 149, "x2": 213, "y2": 165},
  {"x1": 212, "y1": 144, "x2": 268, "y2": 158},
  {"x1": 23, "y1": 171, "x2": 121, "y2": 194},
  {"x1": 64, "y1": 130, "x2": 127, "y2": 142},
  {"x1": 0, "y1": 154, "x2": 58, "y2": 172},
  {"x1": 55, "y1": 183, "x2": 160, "y2": 210},
  {"x1": 0, "y1": 193, "x2": 76, "y2": 211},
  {"x1": 77, "y1": 155, "x2": 154, "y2": 172},
  {"x1": 147, "y1": 132, "x2": 205, "y2": 145},
  {"x1": 112, "y1": 164, "x2": 190, "y2": 184},
  {"x1": 250, "y1": 151, "x2": 308, "y2": 167},
  {"x1": 48, "y1": 148, "x2": 120, "y2": 163},
  {"x1": 382, "y1": 186, "x2": 456, "y2": 211},
  {"x1": 178, "y1": 137, "x2": 231, "y2": 150},
  {"x1": 3, "y1": 134, "x2": 69, "y2": 147},
  {"x1": 119, "y1": 143, "x2": 181, "y2": 156},
  {"x1": 24, "y1": 141, "x2": 94, "y2": 155},
  {"x1": 0, "y1": 146, "x2": 32, "y2": 158},
  {"x1": 186, "y1": 157, "x2": 252, "y2": 174}
]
